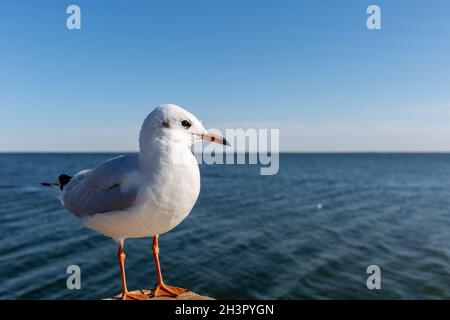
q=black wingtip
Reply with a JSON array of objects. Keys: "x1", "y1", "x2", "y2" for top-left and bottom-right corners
[
  {"x1": 41, "y1": 182, "x2": 54, "y2": 187},
  {"x1": 58, "y1": 174, "x2": 72, "y2": 190},
  {"x1": 41, "y1": 182, "x2": 60, "y2": 189}
]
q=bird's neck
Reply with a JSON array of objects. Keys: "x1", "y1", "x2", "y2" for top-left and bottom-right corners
[{"x1": 138, "y1": 137, "x2": 195, "y2": 174}]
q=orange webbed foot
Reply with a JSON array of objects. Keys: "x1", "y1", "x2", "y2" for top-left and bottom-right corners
[
  {"x1": 151, "y1": 283, "x2": 189, "y2": 297},
  {"x1": 121, "y1": 291, "x2": 150, "y2": 300}
]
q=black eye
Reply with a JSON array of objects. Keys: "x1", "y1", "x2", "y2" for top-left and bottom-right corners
[{"x1": 181, "y1": 120, "x2": 191, "y2": 128}]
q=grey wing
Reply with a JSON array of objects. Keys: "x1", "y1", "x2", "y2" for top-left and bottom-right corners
[{"x1": 61, "y1": 155, "x2": 140, "y2": 218}]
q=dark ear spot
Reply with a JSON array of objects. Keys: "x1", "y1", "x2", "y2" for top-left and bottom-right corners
[{"x1": 162, "y1": 121, "x2": 170, "y2": 128}]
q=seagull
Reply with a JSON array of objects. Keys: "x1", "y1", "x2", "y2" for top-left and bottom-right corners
[{"x1": 42, "y1": 104, "x2": 229, "y2": 300}]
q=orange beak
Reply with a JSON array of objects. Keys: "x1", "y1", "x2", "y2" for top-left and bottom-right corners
[{"x1": 197, "y1": 132, "x2": 230, "y2": 146}]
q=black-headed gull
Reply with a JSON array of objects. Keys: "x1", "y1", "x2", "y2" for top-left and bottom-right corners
[{"x1": 42, "y1": 104, "x2": 229, "y2": 299}]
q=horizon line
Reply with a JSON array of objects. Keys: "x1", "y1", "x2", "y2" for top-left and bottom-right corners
[{"x1": 1, "y1": 151, "x2": 450, "y2": 154}]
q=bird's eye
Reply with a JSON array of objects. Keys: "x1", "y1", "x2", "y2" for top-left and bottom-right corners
[{"x1": 181, "y1": 120, "x2": 191, "y2": 129}]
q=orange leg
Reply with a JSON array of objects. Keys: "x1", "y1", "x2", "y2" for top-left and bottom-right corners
[
  {"x1": 151, "y1": 235, "x2": 189, "y2": 297},
  {"x1": 117, "y1": 244, "x2": 149, "y2": 300}
]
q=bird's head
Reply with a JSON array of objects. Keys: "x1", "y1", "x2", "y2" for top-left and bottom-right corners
[{"x1": 139, "y1": 104, "x2": 230, "y2": 150}]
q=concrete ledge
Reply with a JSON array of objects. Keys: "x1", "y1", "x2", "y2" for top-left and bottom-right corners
[{"x1": 106, "y1": 289, "x2": 215, "y2": 300}]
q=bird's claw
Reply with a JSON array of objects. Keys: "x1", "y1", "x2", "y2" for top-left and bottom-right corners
[
  {"x1": 151, "y1": 283, "x2": 189, "y2": 297},
  {"x1": 121, "y1": 291, "x2": 150, "y2": 300}
]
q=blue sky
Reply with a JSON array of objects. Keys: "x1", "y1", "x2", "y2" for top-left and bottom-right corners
[{"x1": 1, "y1": 0, "x2": 450, "y2": 151}]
